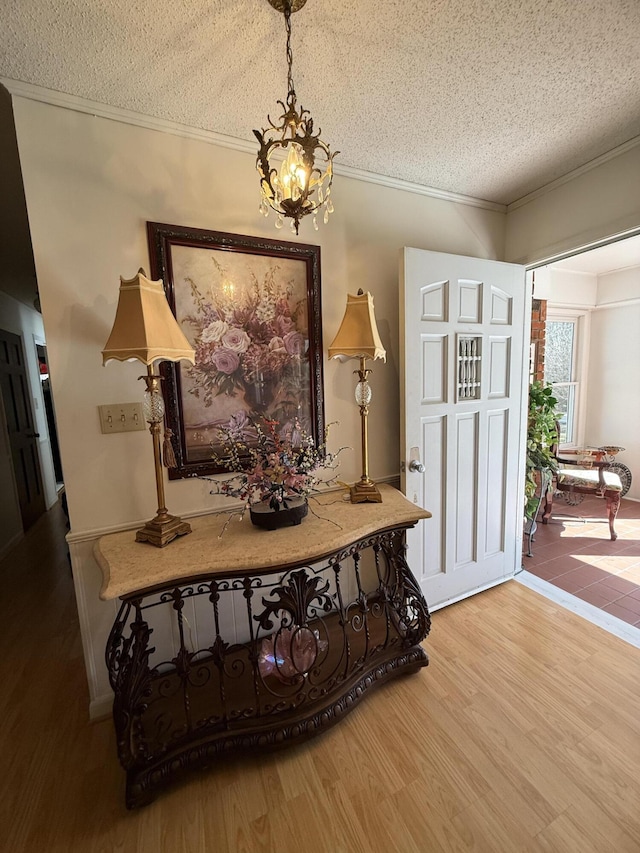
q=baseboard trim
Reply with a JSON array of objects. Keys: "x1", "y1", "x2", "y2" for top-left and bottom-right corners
[{"x1": 90, "y1": 694, "x2": 113, "y2": 721}]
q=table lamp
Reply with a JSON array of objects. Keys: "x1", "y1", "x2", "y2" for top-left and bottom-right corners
[
  {"x1": 102, "y1": 269, "x2": 195, "y2": 546},
  {"x1": 328, "y1": 289, "x2": 386, "y2": 503}
]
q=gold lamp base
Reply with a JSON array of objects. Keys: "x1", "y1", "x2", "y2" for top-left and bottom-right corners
[
  {"x1": 136, "y1": 512, "x2": 192, "y2": 548},
  {"x1": 350, "y1": 480, "x2": 383, "y2": 504}
]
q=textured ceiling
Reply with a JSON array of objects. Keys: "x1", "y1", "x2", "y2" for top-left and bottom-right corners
[{"x1": 1, "y1": 0, "x2": 640, "y2": 204}]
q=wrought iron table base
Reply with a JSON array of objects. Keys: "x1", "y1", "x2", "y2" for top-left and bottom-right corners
[{"x1": 105, "y1": 527, "x2": 431, "y2": 808}]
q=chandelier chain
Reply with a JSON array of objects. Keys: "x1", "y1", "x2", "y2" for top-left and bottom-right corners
[{"x1": 284, "y1": 0, "x2": 294, "y2": 96}]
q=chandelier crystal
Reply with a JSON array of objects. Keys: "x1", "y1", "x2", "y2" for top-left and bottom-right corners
[{"x1": 254, "y1": 0, "x2": 338, "y2": 235}]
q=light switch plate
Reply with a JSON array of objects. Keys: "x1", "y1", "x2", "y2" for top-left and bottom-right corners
[{"x1": 99, "y1": 403, "x2": 146, "y2": 434}]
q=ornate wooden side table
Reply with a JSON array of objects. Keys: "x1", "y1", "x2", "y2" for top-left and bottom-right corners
[{"x1": 94, "y1": 485, "x2": 431, "y2": 808}]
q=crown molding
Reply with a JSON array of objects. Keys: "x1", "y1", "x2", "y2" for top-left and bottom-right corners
[
  {"x1": 507, "y1": 136, "x2": 640, "y2": 212},
  {"x1": 330, "y1": 163, "x2": 506, "y2": 212},
  {"x1": 1, "y1": 76, "x2": 258, "y2": 155},
  {"x1": 545, "y1": 302, "x2": 595, "y2": 312},
  {"x1": 593, "y1": 297, "x2": 640, "y2": 311},
  {"x1": 1, "y1": 77, "x2": 506, "y2": 214},
  {"x1": 515, "y1": 224, "x2": 640, "y2": 269}
]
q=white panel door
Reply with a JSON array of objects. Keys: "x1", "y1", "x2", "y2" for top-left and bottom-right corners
[{"x1": 400, "y1": 248, "x2": 530, "y2": 609}]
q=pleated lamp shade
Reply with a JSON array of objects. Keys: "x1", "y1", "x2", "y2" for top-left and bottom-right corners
[
  {"x1": 102, "y1": 269, "x2": 195, "y2": 366},
  {"x1": 328, "y1": 290, "x2": 386, "y2": 363}
]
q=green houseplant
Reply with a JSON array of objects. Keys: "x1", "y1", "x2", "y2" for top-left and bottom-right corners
[{"x1": 525, "y1": 380, "x2": 558, "y2": 518}]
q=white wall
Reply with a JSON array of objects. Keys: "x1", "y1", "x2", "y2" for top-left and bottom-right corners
[
  {"x1": 535, "y1": 267, "x2": 598, "y2": 308},
  {"x1": 597, "y1": 265, "x2": 640, "y2": 304},
  {"x1": 505, "y1": 144, "x2": 640, "y2": 266},
  {"x1": 0, "y1": 290, "x2": 58, "y2": 557},
  {"x1": 12, "y1": 96, "x2": 506, "y2": 714},
  {"x1": 586, "y1": 267, "x2": 640, "y2": 500}
]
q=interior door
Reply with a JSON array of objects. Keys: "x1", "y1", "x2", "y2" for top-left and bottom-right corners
[
  {"x1": 400, "y1": 248, "x2": 530, "y2": 609},
  {"x1": 0, "y1": 328, "x2": 46, "y2": 530}
]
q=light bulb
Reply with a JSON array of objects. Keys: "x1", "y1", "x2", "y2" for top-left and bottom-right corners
[{"x1": 279, "y1": 143, "x2": 307, "y2": 200}]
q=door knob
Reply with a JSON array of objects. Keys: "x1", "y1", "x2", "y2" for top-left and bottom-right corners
[
  {"x1": 409, "y1": 459, "x2": 425, "y2": 473},
  {"x1": 27, "y1": 432, "x2": 40, "y2": 439}
]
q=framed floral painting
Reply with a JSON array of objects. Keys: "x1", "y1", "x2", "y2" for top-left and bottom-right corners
[{"x1": 147, "y1": 222, "x2": 325, "y2": 479}]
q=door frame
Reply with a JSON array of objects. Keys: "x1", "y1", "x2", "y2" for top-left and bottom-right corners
[{"x1": 524, "y1": 226, "x2": 640, "y2": 271}]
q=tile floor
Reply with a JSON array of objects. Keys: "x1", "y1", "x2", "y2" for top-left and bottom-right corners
[{"x1": 523, "y1": 492, "x2": 640, "y2": 627}]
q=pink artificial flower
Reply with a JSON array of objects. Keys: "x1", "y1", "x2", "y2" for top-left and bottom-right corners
[
  {"x1": 211, "y1": 347, "x2": 240, "y2": 375},
  {"x1": 226, "y1": 410, "x2": 252, "y2": 440},
  {"x1": 268, "y1": 336, "x2": 286, "y2": 354}
]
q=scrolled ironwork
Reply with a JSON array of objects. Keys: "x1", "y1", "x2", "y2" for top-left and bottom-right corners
[
  {"x1": 255, "y1": 568, "x2": 333, "y2": 631},
  {"x1": 389, "y1": 550, "x2": 431, "y2": 647},
  {"x1": 110, "y1": 613, "x2": 154, "y2": 770}
]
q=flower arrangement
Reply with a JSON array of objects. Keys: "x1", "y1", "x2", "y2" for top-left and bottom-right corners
[
  {"x1": 183, "y1": 257, "x2": 309, "y2": 421},
  {"x1": 206, "y1": 414, "x2": 344, "y2": 511}
]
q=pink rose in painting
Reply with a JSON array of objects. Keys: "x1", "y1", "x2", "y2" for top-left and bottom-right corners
[
  {"x1": 268, "y1": 336, "x2": 286, "y2": 354},
  {"x1": 274, "y1": 315, "x2": 295, "y2": 336},
  {"x1": 211, "y1": 348, "x2": 240, "y2": 375},
  {"x1": 283, "y1": 331, "x2": 305, "y2": 356},
  {"x1": 201, "y1": 319, "x2": 228, "y2": 343},
  {"x1": 222, "y1": 327, "x2": 251, "y2": 353}
]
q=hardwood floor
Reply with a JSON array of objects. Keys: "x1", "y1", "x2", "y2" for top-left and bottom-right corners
[{"x1": 3, "y1": 501, "x2": 640, "y2": 852}]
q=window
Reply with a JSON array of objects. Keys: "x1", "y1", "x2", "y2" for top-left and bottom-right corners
[{"x1": 544, "y1": 318, "x2": 579, "y2": 445}]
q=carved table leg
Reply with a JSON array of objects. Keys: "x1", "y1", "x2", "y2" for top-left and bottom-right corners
[{"x1": 606, "y1": 493, "x2": 621, "y2": 541}]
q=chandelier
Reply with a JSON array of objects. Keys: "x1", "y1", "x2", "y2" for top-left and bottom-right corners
[{"x1": 254, "y1": 0, "x2": 338, "y2": 235}]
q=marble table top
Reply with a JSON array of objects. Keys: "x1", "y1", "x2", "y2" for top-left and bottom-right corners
[{"x1": 94, "y1": 484, "x2": 431, "y2": 600}]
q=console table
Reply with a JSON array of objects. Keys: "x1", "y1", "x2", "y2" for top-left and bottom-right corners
[{"x1": 95, "y1": 485, "x2": 431, "y2": 808}]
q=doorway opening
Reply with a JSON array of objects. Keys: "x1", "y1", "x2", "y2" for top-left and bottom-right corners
[
  {"x1": 0, "y1": 328, "x2": 46, "y2": 530},
  {"x1": 528, "y1": 231, "x2": 640, "y2": 500},
  {"x1": 36, "y1": 344, "x2": 63, "y2": 487}
]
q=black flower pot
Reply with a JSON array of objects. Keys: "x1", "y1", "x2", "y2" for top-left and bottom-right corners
[{"x1": 249, "y1": 497, "x2": 308, "y2": 530}]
